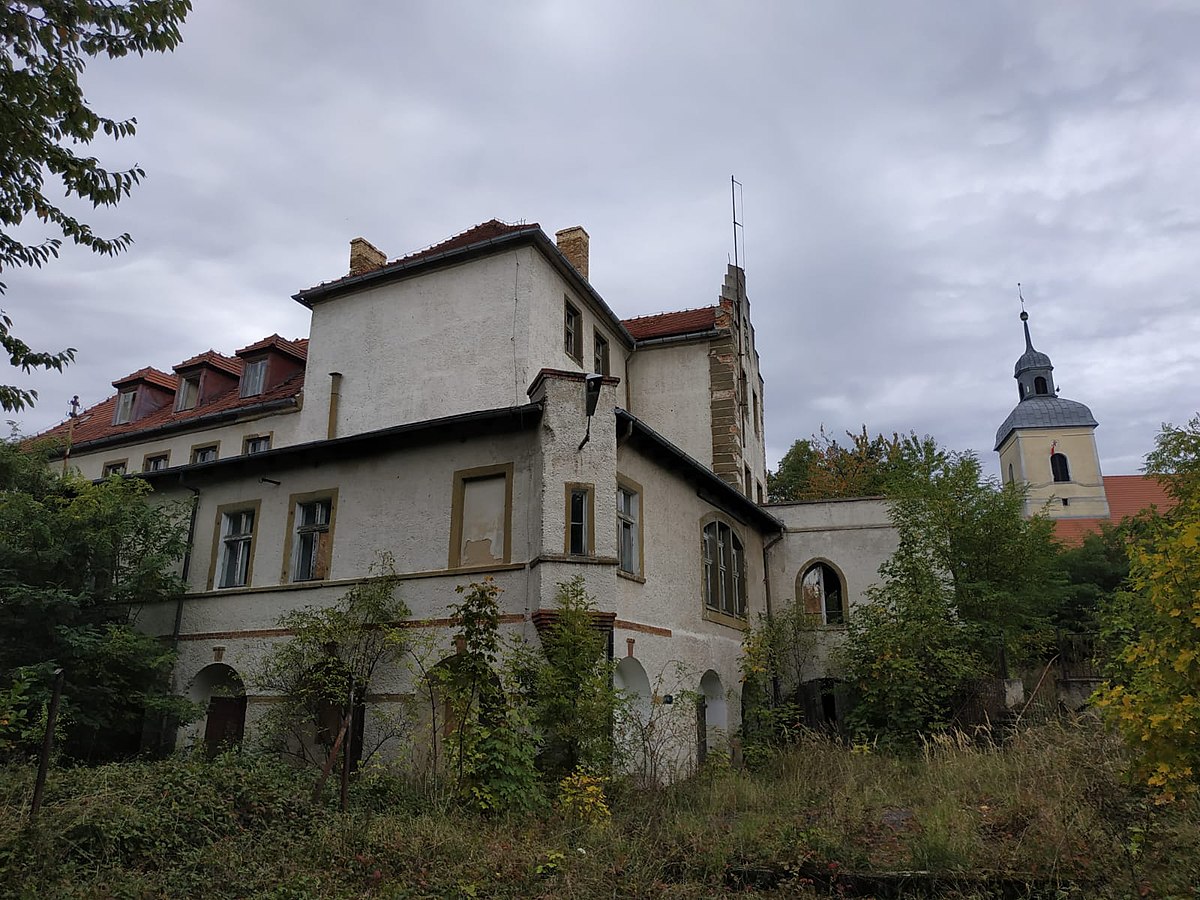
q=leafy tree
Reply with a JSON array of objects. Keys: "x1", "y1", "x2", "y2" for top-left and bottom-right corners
[
  {"x1": 254, "y1": 555, "x2": 411, "y2": 777},
  {"x1": 1057, "y1": 524, "x2": 1129, "y2": 633},
  {"x1": 510, "y1": 576, "x2": 618, "y2": 783},
  {"x1": 1095, "y1": 415, "x2": 1200, "y2": 803},
  {"x1": 768, "y1": 426, "x2": 946, "y2": 502},
  {"x1": 837, "y1": 450, "x2": 1065, "y2": 741},
  {"x1": 0, "y1": 439, "x2": 193, "y2": 761},
  {"x1": 0, "y1": 1, "x2": 192, "y2": 410}
]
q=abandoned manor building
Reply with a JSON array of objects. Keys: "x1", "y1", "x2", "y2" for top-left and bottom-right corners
[{"x1": 33, "y1": 218, "x2": 1164, "y2": 762}]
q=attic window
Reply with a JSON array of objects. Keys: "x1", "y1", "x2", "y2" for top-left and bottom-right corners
[
  {"x1": 240, "y1": 358, "x2": 267, "y2": 397},
  {"x1": 114, "y1": 390, "x2": 137, "y2": 425},
  {"x1": 176, "y1": 375, "x2": 200, "y2": 411}
]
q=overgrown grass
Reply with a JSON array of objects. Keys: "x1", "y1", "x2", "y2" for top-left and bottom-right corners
[{"x1": 1, "y1": 720, "x2": 1196, "y2": 898}]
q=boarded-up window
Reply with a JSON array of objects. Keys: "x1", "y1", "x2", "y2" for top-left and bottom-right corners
[{"x1": 458, "y1": 473, "x2": 508, "y2": 566}]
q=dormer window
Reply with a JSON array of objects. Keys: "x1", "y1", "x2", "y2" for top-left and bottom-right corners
[
  {"x1": 175, "y1": 375, "x2": 200, "y2": 411},
  {"x1": 240, "y1": 358, "x2": 268, "y2": 397},
  {"x1": 114, "y1": 390, "x2": 137, "y2": 425}
]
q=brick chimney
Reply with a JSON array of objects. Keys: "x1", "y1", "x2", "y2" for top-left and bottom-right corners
[
  {"x1": 349, "y1": 237, "x2": 387, "y2": 275},
  {"x1": 555, "y1": 226, "x2": 589, "y2": 281}
]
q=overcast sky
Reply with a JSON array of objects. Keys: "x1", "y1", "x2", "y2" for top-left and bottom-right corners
[{"x1": 8, "y1": 1, "x2": 1199, "y2": 477}]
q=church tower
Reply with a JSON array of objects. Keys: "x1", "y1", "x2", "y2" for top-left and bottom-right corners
[{"x1": 994, "y1": 310, "x2": 1110, "y2": 519}]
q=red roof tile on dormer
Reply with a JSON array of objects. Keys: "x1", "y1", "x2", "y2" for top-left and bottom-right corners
[
  {"x1": 622, "y1": 306, "x2": 718, "y2": 341},
  {"x1": 112, "y1": 367, "x2": 178, "y2": 391},
  {"x1": 234, "y1": 334, "x2": 309, "y2": 361},
  {"x1": 174, "y1": 351, "x2": 243, "y2": 377}
]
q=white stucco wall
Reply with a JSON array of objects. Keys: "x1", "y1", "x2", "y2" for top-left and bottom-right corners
[
  {"x1": 765, "y1": 498, "x2": 898, "y2": 680},
  {"x1": 625, "y1": 341, "x2": 713, "y2": 467},
  {"x1": 300, "y1": 248, "x2": 629, "y2": 443},
  {"x1": 64, "y1": 407, "x2": 303, "y2": 481}
]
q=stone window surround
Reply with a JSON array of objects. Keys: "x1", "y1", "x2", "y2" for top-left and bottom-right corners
[
  {"x1": 564, "y1": 298, "x2": 582, "y2": 364},
  {"x1": 280, "y1": 488, "x2": 339, "y2": 584},
  {"x1": 795, "y1": 557, "x2": 849, "y2": 628},
  {"x1": 102, "y1": 458, "x2": 129, "y2": 476},
  {"x1": 190, "y1": 440, "x2": 221, "y2": 464},
  {"x1": 447, "y1": 462, "x2": 514, "y2": 570},
  {"x1": 142, "y1": 450, "x2": 171, "y2": 472},
  {"x1": 207, "y1": 499, "x2": 262, "y2": 591},
  {"x1": 563, "y1": 481, "x2": 595, "y2": 557},
  {"x1": 242, "y1": 431, "x2": 274, "y2": 455},
  {"x1": 616, "y1": 475, "x2": 644, "y2": 581},
  {"x1": 699, "y1": 512, "x2": 748, "y2": 630}
]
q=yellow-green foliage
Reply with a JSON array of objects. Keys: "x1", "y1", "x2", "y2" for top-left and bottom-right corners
[
  {"x1": 558, "y1": 767, "x2": 610, "y2": 824},
  {"x1": 1095, "y1": 416, "x2": 1200, "y2": 803}
]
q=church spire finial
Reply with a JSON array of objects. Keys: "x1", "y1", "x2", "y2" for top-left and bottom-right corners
[{"x1": 1018, "y1": 283, "x2": 1033, "y2": 351}]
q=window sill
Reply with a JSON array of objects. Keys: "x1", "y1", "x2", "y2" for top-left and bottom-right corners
[
  {"x1": 530, "y1": 553, "x2": 618, "y2": 568},
  {"x1": 617, "y1": 569, "x2": 645, "y2": 584},
  {"x1": 703, "y1": 608, "x2": 749, "y2": 631}
]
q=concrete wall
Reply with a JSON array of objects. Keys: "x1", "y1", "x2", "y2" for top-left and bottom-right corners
[
  {"x1": 625, "y1": 340, "x2": 713, "y2": 467},
  {"x1": 64, "y1": 408, "x2": 302, "y2": 481},
  {"x1": 765, "y1": 498, "x2": 897, "y2": 680},
  {"x1": 300, "y1": 248, "x2": 629, "y2": 443}
]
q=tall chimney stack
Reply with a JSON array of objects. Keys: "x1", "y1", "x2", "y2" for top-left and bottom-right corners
[
  {"x1": 349, "y1": 237, "x2": 387, "y2": 275},
  {"x1": 555, "y1": 226, "x2": 589, "y2": 281}
]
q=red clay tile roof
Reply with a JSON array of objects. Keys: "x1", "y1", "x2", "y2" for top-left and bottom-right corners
[
  {"x1": 1103, "y1": 474, "x2": 1174, "y2": 520},
  {"x1": 31, "y1": 336, "x2": 308, "y2": 452},
  {"x1": 1050, "y1": 474, "x2": 1177, "y2": 546},
  {"x1": 174, "y1": 351, "x2": 243, "y2": 377},
  {"x1": 622, "y1": 307, "x2": 718, "y2": 341},
  {"x1": 302, "y1": 220, "x2": 540, "y2": 294},
  {"x1": 235, "y1": 334, "x2": 309, "y2": 360},
  {"x1": 112, "y1": 367, "x2": 178, "y2": 391}
]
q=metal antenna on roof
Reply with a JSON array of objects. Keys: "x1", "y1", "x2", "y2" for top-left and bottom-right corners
[{"x1": 731, "y1": 176, "x2": 744, "y2": 271}]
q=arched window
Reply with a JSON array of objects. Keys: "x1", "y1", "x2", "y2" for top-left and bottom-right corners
[
  {"x1": 1051, "y1": 452, "x2": 1070, "y2": 483},
  {"x1": 1019, "y1": 383, "x2": 1026, "y2": 400},
  {"x1": 702, "y1": 520, "x2": 746, "y2": 619},
  {"x1": 1034, "y1": 376, "x2": 1048, "y2": 395},
  {"x1": 800, "y1": 562, "x2": 845, "y2": 626}
]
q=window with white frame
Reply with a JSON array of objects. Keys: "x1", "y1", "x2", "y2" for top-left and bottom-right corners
[
  {"x1": 617, "y1": 486, "x2": 640, "y2": 575},
  {"x1": 702, "y1": 520, "x2": 746, "y2": 619},
  {"x1": 564, "y1": 299, "x2": 581, "y2": 362},
  {"x1": 244, "y1": 434, "x2": 271, "y2": 455},
  {"x1": 114, "y1": 390, "x2": 137, "y2": 425},
  {"x1": 240, "y1": 358, "x2": 268, "y2": 397},
  {"x1": 191, "y1": 444, "x2": 218, "y2": 464},
  {"x1": 175, "y1": 375, "x2": 200, "y2": 411},
  {"x1": 218, "y1": 509, "x2": 255, "y2": 588},
  {"x1": 292, "y1": 498, "x2": 332, "y2": 582},
  {"x1": 143, "y1": 453, "x2": 169, "y2": 472},
  {"x1": 102, "y1": 460, "x2": 127, "y2": 477}
]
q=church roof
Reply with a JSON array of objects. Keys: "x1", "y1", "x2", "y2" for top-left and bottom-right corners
[
  {"x1": 1051, "y1": 475, "x2": 1176, "y2": 546},
  {"x1": 994, "y1": 395, "x2": 1098, "y2": 450}
]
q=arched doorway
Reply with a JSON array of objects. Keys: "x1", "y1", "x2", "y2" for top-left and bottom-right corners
[
  {"x1": 188, "y1": 663, "x2": 246, "y2": 758},
  {"x1": 698, "y1": 670, "x2": 727, "y2": 762},
  {"x1": 613, "y1": 657, "x2": 653, "y2": 777}
]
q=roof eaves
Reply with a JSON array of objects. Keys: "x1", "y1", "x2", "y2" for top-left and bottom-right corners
[
  {"x1": 136, "y1": 402, "x2": 544, "y2": 481},
  {"x1": 616, "y1": 408, "x2": 782, "y2": 532},
  {"x1": 292, "y1": 227, "x2": 543, "y2": 308}
]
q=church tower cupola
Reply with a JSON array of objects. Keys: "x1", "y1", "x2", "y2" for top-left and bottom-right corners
[
  {"x1": 994, "y1": 302, "x2": 1108, "y2": 521},
  {"x1": 1014, "y1": 310, "x2": 1055, "y2": 400}
]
